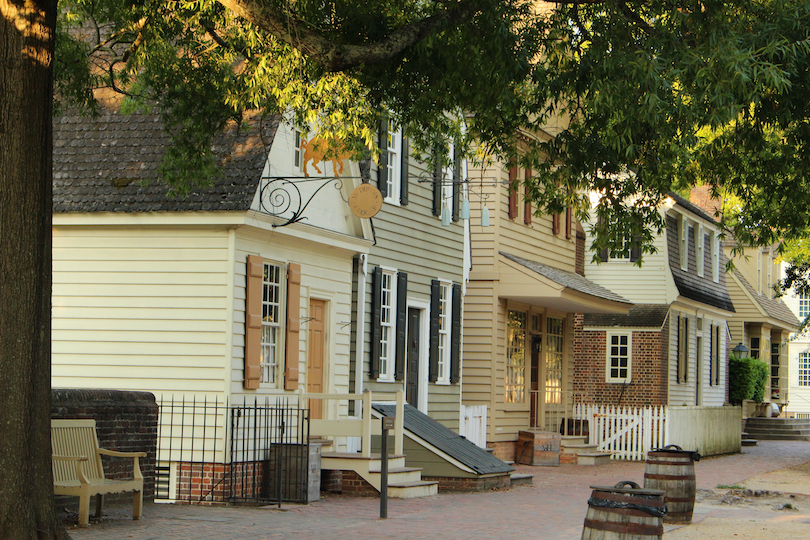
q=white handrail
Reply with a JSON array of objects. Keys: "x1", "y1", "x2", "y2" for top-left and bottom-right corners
[{"x1": 298, "y1": 388, "x2": 405, "y2": 458}]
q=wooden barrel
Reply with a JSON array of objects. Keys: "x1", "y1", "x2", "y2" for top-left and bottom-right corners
[
  {"x1": 643, "y1": 445, "x2": 699, "y2": 524},
  {"x1": 581, "y1": 481, "x2": 666, "y2": 540}
]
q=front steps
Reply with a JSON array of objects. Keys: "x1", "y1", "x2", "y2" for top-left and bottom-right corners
[
  {"x1": 321, "y1": 452, "x2": 438, "y2": 498},
  {"x1": 744, "y1": 418, "x2": 810, "y2": 441},
  {"x1": 561, "y1": 435, "x2": 611, "y2": 466}
]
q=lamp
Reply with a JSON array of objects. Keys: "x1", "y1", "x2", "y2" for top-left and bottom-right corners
[
  {"x1": 460, "y1": 193, "x2": 470, "y2": 220},
  {"x1": 481, "y1": 205, "x2": 490, "y2": 227},
  {"x1": 441, "y1": 202, "x2": 451, "y2": 227},
  {"x1": 731, "y1": 343, "x2": 749, "y2": 358}
]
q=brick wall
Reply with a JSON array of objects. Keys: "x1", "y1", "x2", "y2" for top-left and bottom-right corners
[
  {"x1": 573, "y1": 314, "x2": 670, "y2": 406},
  {"x1": 51, "y1": 388, "x2": 158, "y2": 505}
]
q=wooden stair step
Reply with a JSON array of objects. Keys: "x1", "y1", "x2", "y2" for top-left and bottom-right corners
[{"x1": 389, "y1": 480, "x2": 438, "y2": 488}]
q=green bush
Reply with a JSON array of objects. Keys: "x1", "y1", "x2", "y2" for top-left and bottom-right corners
[
  {"x1": 751, "y1": 359, "x2": 769, "y2": 403},
  {"x1": 729, "y1": 355, "x2": 770, "y2": 404}
]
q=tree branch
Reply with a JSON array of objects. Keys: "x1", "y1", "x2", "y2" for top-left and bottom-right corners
[{"x1": 216, "y1": 0, "x2": 481, "y2": 71}]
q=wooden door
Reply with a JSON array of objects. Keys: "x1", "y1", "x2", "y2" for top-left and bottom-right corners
[
  {"x1": 307, "y1": 299, "x2": 326, "y2": 419},
  {"x1": 406, "y1": 308, "x2": 421, "y2": 407}
]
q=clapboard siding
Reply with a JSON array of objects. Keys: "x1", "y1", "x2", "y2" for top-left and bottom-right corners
[
  {"x1": 52, "y1": 227, "x2": 231, "y2": 395},
  {"x1": 668, "y1": 309, "x2": 727, "y2": 407},
  {"x1": 584, "y1": 222, "x2": 673, "y2": 304},
  {"x1": 357, "y1": 150, "x2": 465, "y2": 428},
  {"x1": 231, "y1": 229, "x2": 355, "y2": 418}
]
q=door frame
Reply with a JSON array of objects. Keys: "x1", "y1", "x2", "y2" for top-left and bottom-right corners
[{"x1": 407, "y1": 298, "x2": 430, "y2": 414}]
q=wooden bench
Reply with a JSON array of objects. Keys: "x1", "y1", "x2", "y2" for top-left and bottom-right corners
[{"x1": 51, "y1": 419, "x2": 146, "y2": 527}]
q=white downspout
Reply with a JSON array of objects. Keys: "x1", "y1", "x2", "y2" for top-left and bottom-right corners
[{"x1": 355, "y1": 253, "x2": 368, "y2": 414}]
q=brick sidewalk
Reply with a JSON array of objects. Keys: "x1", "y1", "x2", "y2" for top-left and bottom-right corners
[{"x1": 65, "y1": 440, "x2": 810, "y2": 540}]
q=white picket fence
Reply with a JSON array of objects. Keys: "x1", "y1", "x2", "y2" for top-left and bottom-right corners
[{"x1": 575, "y1": 404, "x2": 667, "y2": 461}]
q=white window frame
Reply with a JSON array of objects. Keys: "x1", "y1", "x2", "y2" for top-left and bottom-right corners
[
  {"x1": 440, "y1": 141, "x2": 455, "y2": 219},
  {"x1": 378, "y1": 267, "x2": 398, "y2": 382},
  {"x1": 260, "y1": 262, "x2": 285, "y2": 386},
  {"x1": 606, "y1": 332, "x2": 632, "y2": 383},
  {"x1": 436, "y1": 281, "x2": 452, "y2": 384},
  {"x1": 767, "y1": 250, "x2": 773, "y2": 299},
  {"x1": 800, "y1": 352, "x2": 810, "y2": 387},
  {"x1": 711, "y1": 230, "x2": 720, "y2": 282},
  {"x1": 293, "y1": 130, "x2": 302, "y2": 172},
  {"x1": 383, "y1": 124, "x2": 402, "y2": 205},
  {"x1": 696, "y1": 224, "x2": 705, "y2": 277},
  {"x1": 679, "y1": 215, "x2": 689, "y2": 270},
  {"x1": 609, "y1": 236, "x2": 631, "y2": 261},
  {"x1": 757, "y1": 250, "x2": 763, "y2": 295},
  {"x1": 799, "y1": 292, "x2": 810, "y2": 319}
]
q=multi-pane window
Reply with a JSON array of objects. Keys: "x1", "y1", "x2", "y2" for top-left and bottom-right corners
[
  {"x1": 437, "y1": 282, "x2": 452, "y2": 383},
  {"x1": 293, "y1": 130, "x2": 302, "y2": 171},
  {"x1": 711, "y1": 232, "x2": 720, "y2": 282},
  {"x1": 799, "y1": 293, "x2": 810, "y2": 319},
  {"x1": 607, "y1": 333, "x2": 631, "y2": 383},
  {"x1": 261, "y1": 263, "x2": 283, "y2": 385},
  {"x1": 384, "y1": 124, "x2": 402, "y2": 203},
  {"x1": 545, "y1": 318, "x2": 564, "y2": 404},
  {"x1": 379, "y1": 270, "x2": 397, "y2": 380},
  {"x1": 506, "y1": 311, "x2": 527, "y2": 403},
  {"x1": 696, "y1": 225, "x2": 705, "y2": 277},
  {"x1": 799, "y1": 352, "x2": 810, "y2": 387},
  {"x1": 679, "y1": 216, "x2": 689, "y2": 270},
  {"x1": 750, "y1": 337, "x2": 761, "y2": 360}
]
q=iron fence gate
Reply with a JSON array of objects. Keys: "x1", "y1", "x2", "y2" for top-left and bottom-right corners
[
  {"x1": 156, "y1": 395, "x2": 310, "y2": 505},
  {"x1": 229, "y1": 399, "x2": 311, "y2": 504}
]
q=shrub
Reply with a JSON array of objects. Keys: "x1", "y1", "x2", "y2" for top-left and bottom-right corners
[
  {"x1": 751, "y1": 359, "x2": 769, "y2": 403},
  {"x1": 729, "y1": 355, "x2": 769, "y2": 404}
]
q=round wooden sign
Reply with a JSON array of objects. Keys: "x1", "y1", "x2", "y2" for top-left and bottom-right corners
[{"x1": 349, "y1": 183, "x2": 383, "y2": 218}]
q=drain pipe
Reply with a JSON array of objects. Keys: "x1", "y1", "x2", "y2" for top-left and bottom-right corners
[{"x1": 355, "y1": 254, "x2": 368, "y2": 416}]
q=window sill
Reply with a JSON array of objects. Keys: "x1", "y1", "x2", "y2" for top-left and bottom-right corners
[{"x1": 376, "y1": 376, "x2": 397, "y2": 383}]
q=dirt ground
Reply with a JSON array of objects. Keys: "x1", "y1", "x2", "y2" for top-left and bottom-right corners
[{"x1": 665, "y1": 461, "x2": 810, "y2": 538}]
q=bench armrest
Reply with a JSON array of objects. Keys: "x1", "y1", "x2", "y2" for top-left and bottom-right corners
[
  {"x1": 52, "y1": 455, "x2": 89, "y2": 485},
  {"x1": 96, "y1": 449, "x2": 147, "y2": 458},
  {"x1": 96, "y1": 448, "x2": 146, "y2": 481}
]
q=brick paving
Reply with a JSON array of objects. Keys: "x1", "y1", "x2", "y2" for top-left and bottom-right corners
[{"x1": 65, "y1": 440, "x2": 810, "y2": 540}]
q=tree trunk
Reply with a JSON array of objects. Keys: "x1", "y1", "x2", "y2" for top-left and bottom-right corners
[{"x1": 0, "y1": 1, "x2": 70, "y2": 538}]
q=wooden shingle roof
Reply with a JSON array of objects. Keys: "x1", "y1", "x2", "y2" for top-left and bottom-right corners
[{"x1": 53, "y1": 100, "x2": 278, "y2": 214}]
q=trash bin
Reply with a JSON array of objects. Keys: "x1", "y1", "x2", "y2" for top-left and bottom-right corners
[
  {"x1": 582, "y1": 481, "x2": 666, "y2": 540},
  {"x1": 643, "y1": 444, "x2": 700, "y2": 524}
]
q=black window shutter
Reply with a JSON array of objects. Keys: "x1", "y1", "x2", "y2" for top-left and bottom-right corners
[
  {"x1": 429, "y1": 279, "x2": 440, "y2": 382},
  {"x1": 378, "y1": 118, "x2": 389, "y2": 198},
  {"x1": 676, "y1": 315, "x2": 681, "y2": 383},
  {"x1": 630, "y1": 234, "x2": 641, "y2": 262},
  {"x1": 400, "y1": 137, "x2": 409, "y2": 205},
  {"x1": 709, "y1": 323, "x2": 714, "y2": 386},
  {"x1": 395, "y1": 272, "x2": 408, "y2": 380},
  {"x1": 370, "y1": 267, "x2": 383, "y2": 379},
  {"x1": 452, "y1": 144, "x2": 461, "y2": 221},
  {"x1": 450, "y1": 283, "x2": 462, "y2": 383},
  {"x1": 432, "y1": 147, "x2": 442, "y2": 216}
]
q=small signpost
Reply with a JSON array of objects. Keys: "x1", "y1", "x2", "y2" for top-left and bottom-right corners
[{"x1": 380, "y1": 416, "x2": 395, "y2": 519}]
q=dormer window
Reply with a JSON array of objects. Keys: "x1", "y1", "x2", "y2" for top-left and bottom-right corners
[
  {"x1": 711, "y1": 231, "x2": 720, "y2": 282},
  {"x1": 679, "y1": 215, "x2": 689, "y2": 270},
  {"x1": 696, "y1": 224, "x2": 705, "y2": 277}
]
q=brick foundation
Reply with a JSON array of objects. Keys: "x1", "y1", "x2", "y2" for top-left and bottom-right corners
[
  {"x1": 488, "y1": 441, "x2": 517, "y2": 463},
  {"x1": 423, "y1": 474, "x2": 511, "y2": 492},
  {"x1": 51, "y1": 388, "x2": 158, "y2": 507}
]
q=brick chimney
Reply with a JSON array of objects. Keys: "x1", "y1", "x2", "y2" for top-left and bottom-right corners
[{"x1": 689, "y1": 186, "x2": 722, "y2": 219}]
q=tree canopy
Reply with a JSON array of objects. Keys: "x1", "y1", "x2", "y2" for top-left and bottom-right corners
[{"x1": 54, "y1": 0, "x2": 810, "y2": 264}]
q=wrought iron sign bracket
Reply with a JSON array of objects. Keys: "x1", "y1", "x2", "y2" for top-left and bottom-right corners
[{"x1": 258, "y1": 175, "x2": 362, "y2": 228}]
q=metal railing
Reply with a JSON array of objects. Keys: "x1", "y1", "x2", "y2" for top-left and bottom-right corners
[
  {"x1": 156, "y1": 395, "x2": 310, "y2": 505},
  {"x1": 529, "y1": 390, "x2": 587, "y2": 436}
]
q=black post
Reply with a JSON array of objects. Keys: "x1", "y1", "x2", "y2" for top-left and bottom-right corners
[{"x1": 380, "y1": 416, "x2": 394, "y2": 519}]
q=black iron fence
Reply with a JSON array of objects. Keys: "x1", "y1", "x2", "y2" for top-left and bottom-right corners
[{"x1": 156, "y1": 395, "x2": 310, "y2": 505}]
